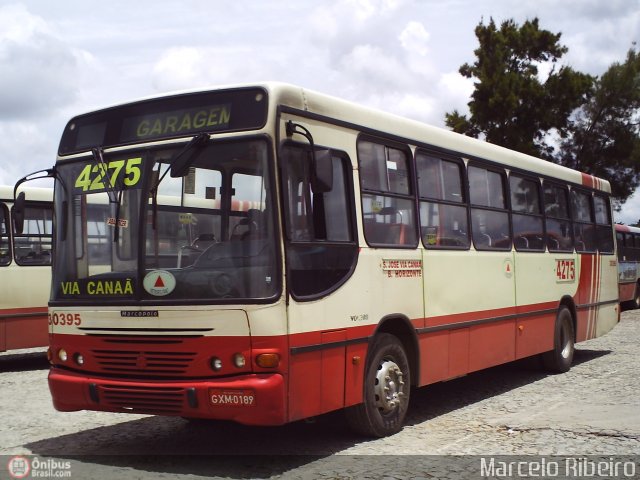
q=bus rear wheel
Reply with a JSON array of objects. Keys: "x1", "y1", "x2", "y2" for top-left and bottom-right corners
[
  {"x1": 541, "y1": 306, "x2": 575, "y2": 373},
  {"x1": 632, "y1": 283, "x2": 640, "y2": 309},
  {"x1": 345, "y1": 333, "x2": 410, "y2": 437}
]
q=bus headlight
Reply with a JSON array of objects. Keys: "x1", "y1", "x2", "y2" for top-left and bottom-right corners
[
  {"x1": 233, "y1": 353, "x2": 246, "y2": 368},
  {"x1": 58, "y1": 348, "x2": 68, "y2": 362},
  {"x1": 210, "y1": 357, "x2": 223, "y2": 371},
  {"x1": 74, "y1": 353, "x2": 85, "y2": 366}
]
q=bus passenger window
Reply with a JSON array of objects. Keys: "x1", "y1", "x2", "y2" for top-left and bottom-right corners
[
  {"x1": 0, "y1": 205, "x2": 10, "y2": 266},
  {"x1": 416, "y1": 152, "x2": 469, "y2": 248},
  {"x1": 13, "y1": 205, "x2": 53, "y2": 266},
  {"x1": 571, "y1": 190, "x2": 596, "y2": 252},
  {"x1": 594, "y1": 195, "x2": 613, "y2": 254},
  {"x1": 543, "y1": 183, "x2": 573, "y2": 252},
  {"x1": 358, "y1": 139, "x2": 417, "y2": 247},
  {"x1": 468, "y1": 165, "x2": 511, "y2": 250},
  {"x1": 510, "y1": 175, "x2": 544, "y2": 251}
]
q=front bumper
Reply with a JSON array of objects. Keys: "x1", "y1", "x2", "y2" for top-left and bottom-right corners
[{"x1": 48, "y1": 368, "x2": 287, "y2": 426}]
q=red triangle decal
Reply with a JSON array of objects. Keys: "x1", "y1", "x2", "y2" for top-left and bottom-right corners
[
  {"x1": 506, "y1": 264, "x2": 511, "y2": 272},
  {"x1": 154, "y1": 276, "x2": 165, "y2": 288}
]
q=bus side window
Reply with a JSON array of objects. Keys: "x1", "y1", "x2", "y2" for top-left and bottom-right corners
[
  {"x1": 281, "y1": 144, "x2": 358, "y2": 299},
  {"x1": 468, "y1": 164, "x2": 511, "y2": 250},
  {"x1": 543, "y1": 183, "x2": 573, "y2": 252},
  {"x1": 13, "y1": 204, "x2": 53, "y2": 266},
  {"x1": 357, "y1": 139, "x2": 417, "y2": 247},
  {"x1": 416, "y1": 151, "x2": 469, "y2": 248},
  {"x1": 571, "y1": 189, "x2": 596, "y2": 253},
  {"x1": 0, "y1": 204, "x2": 10, "y2": 266},
  {"x1": 594, "y1": 195, "x2": 614, "y2": 254},
  {"x1": 510, "y1": 174, "x2": 544, "y2": 251}
]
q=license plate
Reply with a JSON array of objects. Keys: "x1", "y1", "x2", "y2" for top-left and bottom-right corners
[{"x1": 209, "y1": 388, "x2": 256, "y2": 407}]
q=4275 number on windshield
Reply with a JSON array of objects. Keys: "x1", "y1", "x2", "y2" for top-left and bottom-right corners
[{"x1": 74, "y1": 157, "x2": 142, "y2": 192}]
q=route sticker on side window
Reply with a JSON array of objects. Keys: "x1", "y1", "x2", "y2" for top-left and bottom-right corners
[{"x1": 143, "y1": 270, "x2": 177, "y2": 296}]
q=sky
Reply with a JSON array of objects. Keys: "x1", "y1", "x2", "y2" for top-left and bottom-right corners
[{"x1": 1, "y1": 0, "x2": 639, "y2": 222}]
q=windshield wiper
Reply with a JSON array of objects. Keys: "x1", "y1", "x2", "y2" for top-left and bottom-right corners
[
  {"x1": 91, "y1": 147, "x2": 118, "y2": 203},
  {"x1": 92, "y1": 147, "x2": 127, "y2": 243},
  {"x1": 150, "y1": 133, "x2": 209, "y2": 232},
  {"x1": 153, "y1": 133, "x2": 209, "y2": 190}
]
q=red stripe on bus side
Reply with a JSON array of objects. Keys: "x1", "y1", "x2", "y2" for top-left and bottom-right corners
[
  {"x1": 1, "y1": 307, "x2": 48, "y2": 351},
  {"x1": 581, "y1": 172, "x2": 596, "y2": 188},
  {"x1": 0, "y1": 306, "x2": 48, "y2": 317}
]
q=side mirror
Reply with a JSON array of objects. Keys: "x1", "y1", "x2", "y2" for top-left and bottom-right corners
[
  {"x1": 13, "y1": 191, "x2": 26, "y2": 235},
  {"x1": 311, "y1": 149, "x2": 334, "y2": 193}
]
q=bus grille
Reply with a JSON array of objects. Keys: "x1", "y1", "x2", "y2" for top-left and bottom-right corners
[
  {"x1": 99, "y1": 384, "x2": 184, "y2": 414},
  {"x1": 92, "y1": 349, "x2": 197, "y2": 376}
]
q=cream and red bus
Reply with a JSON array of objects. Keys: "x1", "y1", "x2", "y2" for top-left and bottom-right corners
[
  {"x1": 615, "y1": 224, "x2": 640, "y2": 309},
  {"x1": 0, "y1": 185, "x2": 53, "y2": 353},
  {"x1": 27, "y1": 83, "x2": 618, "y2": 437}
]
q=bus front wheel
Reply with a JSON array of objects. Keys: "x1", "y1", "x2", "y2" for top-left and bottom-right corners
[
  {"x1": 345, "y1": 333, "x2": 411, "y2": 437},
  {"x1": 541, "y1": 306, "x2": 575, "y2": 373}
]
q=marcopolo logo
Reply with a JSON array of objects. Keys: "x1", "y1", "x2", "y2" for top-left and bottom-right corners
[{"x1": 7, "y1": 456, "x2": 72, "y2": 478}]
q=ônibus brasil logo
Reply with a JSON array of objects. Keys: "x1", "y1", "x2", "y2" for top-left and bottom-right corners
[{"x1": 7, "y1": 456, "x2": 30, "y2": 479}]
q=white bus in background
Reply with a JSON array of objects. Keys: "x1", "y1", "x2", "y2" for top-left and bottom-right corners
[
  {"x1": 615, "y1": 223, "x2": 640, "y2": 309},
  {"x1": 0, "y1": 185, "x2": 53, "y2": 353}
]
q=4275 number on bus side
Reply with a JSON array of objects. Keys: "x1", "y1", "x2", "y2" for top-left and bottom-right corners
[{"x1": 556, "y1": 259, "x2": 576, "y2": 282}]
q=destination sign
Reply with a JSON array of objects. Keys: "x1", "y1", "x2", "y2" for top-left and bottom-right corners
[
  {"x1": 120, "y1": 103, "x2": 231, "y2": 142},
  {"x1": 58, "y1": 87, "x2": 268, "y2": 155}
]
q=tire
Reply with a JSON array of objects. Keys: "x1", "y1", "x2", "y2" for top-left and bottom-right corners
[
  {"x1": 621, "y1": 283, "x2": 640, "y2": 311},
  {"x1": 541, "y1": 306, "x2": 575, "y2": 373},
  {"x1": 632, "y1": 284, "x2": 640, "y2": 310},
  {"x1": 345, "y1": 333, "x2": 411, "y2": 437}
]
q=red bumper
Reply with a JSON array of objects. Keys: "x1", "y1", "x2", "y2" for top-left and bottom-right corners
[{"x1": 48, "y1": 368, "x2": 287, "y2": 426}]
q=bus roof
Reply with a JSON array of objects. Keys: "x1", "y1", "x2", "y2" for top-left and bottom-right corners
[
  {"x1": 266, "y1": 83, "x2": 611, "y2": 194},
  {"x1": 0, "y1": 185, "x2": 53, "y2": 203},
  {"x1": 616, "y1": 224, "x2": 640, "y2": 234},
  {"x1": 61, "y1": 81, "x2": 611, "y2": 194}
]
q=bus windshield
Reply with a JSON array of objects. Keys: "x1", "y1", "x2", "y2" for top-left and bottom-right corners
[{"x1": 51, "y1": 137, "x2": 279, "y2": 304}]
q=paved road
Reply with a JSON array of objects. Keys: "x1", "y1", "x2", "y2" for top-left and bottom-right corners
[{"x1": 1, "y1": 310, "x2": 639, "y2": 479}]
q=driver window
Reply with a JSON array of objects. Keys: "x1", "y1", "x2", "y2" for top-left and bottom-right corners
[{"x1": 281, "y1": 144, "x2": 358, "y2": 299}]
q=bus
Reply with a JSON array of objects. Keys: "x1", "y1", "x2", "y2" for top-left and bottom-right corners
[
  {"x1": 0, "y1": 185, "x2": 53, "y2": 353},
  {"x1": 23, "y1": 83, "x2": 618, "y2": 437},
  {"x1": 615, "y1": 224, "x2": 640, "y2": 309}
]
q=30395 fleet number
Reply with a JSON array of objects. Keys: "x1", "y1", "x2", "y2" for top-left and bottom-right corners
[{"x1": 48, "y1": 312, "x2": 82, "y2": 326}]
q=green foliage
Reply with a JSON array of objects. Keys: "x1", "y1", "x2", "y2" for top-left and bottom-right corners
[
  {"x1": 557, "y1": 49, "x2": 640, "y2": 201},
  {"x1": 446, "y1": 18, "x2": 592, "y2": 158},
  {"x1": 446, "y1": 18, "x2": 640, "y2": 204}
]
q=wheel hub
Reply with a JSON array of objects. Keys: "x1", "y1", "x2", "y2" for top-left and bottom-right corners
[{"x1": 374, "y1": 360, "x2": 406, "y2": 413}]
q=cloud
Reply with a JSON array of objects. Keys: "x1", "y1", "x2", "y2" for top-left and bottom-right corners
[
  {"x1": 0, "y1": 4, "x2": 85, "y2": 120},
  {"x1": 399, "y1": 21, "x2": 430, "y2": 56}
]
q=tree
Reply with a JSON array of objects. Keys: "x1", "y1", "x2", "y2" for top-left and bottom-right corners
[
  {"x1": 446, "y1": 18, "x2": 592, "y2": 158},
  {"x1": 446, "y1": 19, "x2": 640, "y2": 204},
  {"x1": 557, "y1": 48, "x2": 640, "y2": 202}
]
